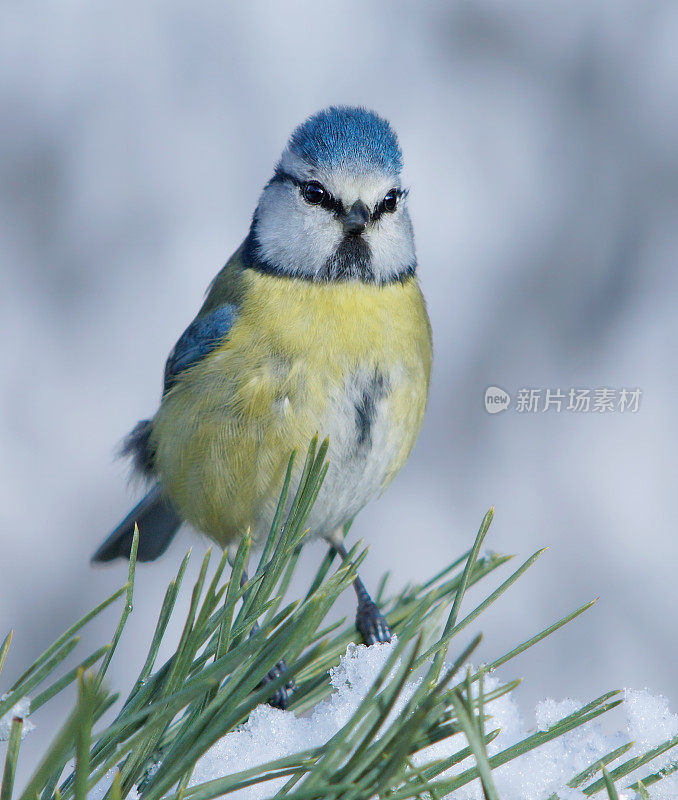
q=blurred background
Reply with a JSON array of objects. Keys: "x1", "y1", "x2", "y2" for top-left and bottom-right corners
[{"x1": 1, "y1": 0, "x2": 676, "y2": 774}]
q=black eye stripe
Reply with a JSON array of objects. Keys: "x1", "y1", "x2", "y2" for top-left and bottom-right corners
[
  {"x1": 372, "y1": 188, "x2": 404, "y2": 221},
  {"x1": 305, "y1": 182, "x2": 344, "y2": 214},
  {"x1": 319, "y1": 192, "x2": 344, "y2": 215},
  {"x1": 271, "y1": 169, "x2": 345, "y2": 215},
  {"x1": 269, "y1": 169, "x2": 407, "y2": 220}
]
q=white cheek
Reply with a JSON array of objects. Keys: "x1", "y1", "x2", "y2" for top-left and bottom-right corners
[
  {"x1": 255, "y1": 188, "x2": 342, "y2": 276},
  {"x1": 366, "y1": 213, "x2": 416, "y2": 281}
]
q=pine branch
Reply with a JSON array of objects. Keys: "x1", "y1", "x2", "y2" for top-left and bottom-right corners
[{"x1": 0, "y1": 440, "x2": 676, "y2": 800}]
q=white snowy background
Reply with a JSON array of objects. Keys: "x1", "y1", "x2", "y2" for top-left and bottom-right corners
[{"x1": 1, "y1": 0, "x2": 677, "y2": 788}]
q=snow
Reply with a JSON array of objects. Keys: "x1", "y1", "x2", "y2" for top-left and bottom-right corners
[
  {"x1": 189, "y1": 641, "x2": 403, "y2": 792},
  {"x1": 188, "y1": 641, "x2": 678, "y2": 800},
  {"x1": 624, "y1": 689, "x2": 678, "y2": 750},
  {"x1": 0, "y1": 694, "x2": 34, "y2": 740}
]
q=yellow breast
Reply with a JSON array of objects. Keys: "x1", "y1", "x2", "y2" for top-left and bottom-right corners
[{"x1": 152, "y1": 270, "x2": 432, "y2": 547}]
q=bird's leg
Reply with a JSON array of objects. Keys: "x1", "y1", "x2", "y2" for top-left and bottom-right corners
[
  {"x1": 238, "y1": 567, "x2": 295, "y2": 710},
  {"x1": 328, "y1": 537, "x2": 392, "y2": 646}
]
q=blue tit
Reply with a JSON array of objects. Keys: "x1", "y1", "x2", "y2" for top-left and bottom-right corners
[{"x1": 93, "y1": 106, "x2": 432, "y2": 702}]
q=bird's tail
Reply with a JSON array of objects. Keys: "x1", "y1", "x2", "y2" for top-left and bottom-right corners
[{"x1": 92, "y1": 485, "x2": 182, "y2": 563}]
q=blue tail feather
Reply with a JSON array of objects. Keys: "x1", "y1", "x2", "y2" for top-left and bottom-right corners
[{"x1": 93, "y1": 485, "x2": 182, "y2": 563}]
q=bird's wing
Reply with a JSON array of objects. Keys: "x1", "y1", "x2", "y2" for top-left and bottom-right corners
[
  {"x1": 163, "y1": 303, "x2": 238, "y2": 394},
  {"x1": 162, "y1": 242, "x2": 248, "y2": 395}
]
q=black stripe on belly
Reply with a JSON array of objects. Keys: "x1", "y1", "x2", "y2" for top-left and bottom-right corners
[{"x1": 354, "y1": 371, "x2": 389, "y2": 450}]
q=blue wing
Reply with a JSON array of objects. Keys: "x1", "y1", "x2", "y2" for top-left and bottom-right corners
[{"x1": 163, "y1": 304, "x2": 238, "y2": 394}]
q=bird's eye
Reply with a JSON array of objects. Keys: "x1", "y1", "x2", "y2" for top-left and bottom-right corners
[
  {"x1": 302, "y1": 181, "x2": 326, "y2": 205},
  {"x1": 383, "y1": 189, "x2": 398, "y2": 213}
]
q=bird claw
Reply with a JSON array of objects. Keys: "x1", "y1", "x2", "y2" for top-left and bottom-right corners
[
  {"x1": 259, "y1": 659, "x2": 296, "y2": 710},
  {"x1": 356, "y1": 597, "x2": 392, "y2": 645}
]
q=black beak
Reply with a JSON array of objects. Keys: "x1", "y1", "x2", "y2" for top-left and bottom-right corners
[{"x1": 342, "y1": 200, "x2": 370, "y2": 235}]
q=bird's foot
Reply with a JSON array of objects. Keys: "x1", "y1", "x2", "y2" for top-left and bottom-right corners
[
  {"x1": 356, "y1": 597, "x2": 392, "y2": 646},
  {"x1": 259, "y1": 659, "x2": 295, "y2": 710}
]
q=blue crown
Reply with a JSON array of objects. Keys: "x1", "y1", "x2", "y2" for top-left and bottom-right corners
[{"x1": 287, "y1": 106, "x2": 403, "y2": 175}]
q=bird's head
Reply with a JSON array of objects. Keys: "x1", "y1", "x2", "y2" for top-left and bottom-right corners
[{"x1": 245, "y1": 106, "x2": 416, "y2": 284}]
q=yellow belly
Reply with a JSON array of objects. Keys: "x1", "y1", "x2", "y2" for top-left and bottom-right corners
[{"x1": 151, "y1": 269, "x2": 432, "y2": 547}]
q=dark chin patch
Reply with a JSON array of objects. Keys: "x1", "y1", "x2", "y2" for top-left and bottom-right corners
[{"x1": 319, "y1": 235, "x2": 372, "y2": 282}]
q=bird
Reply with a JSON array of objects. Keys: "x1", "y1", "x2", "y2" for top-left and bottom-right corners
[{"x1": 93, "y1": 106, "x2": 432, "y2": 707}]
